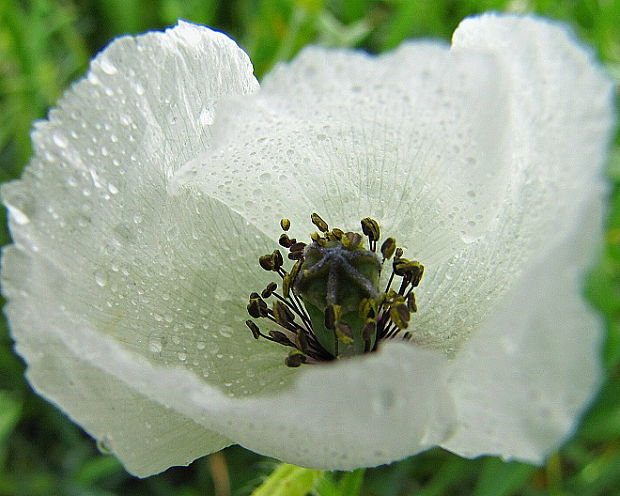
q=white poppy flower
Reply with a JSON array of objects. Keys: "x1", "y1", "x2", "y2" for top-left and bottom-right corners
[{"x1": 1, "y1": 13, "x2": 615, "y2": 477}]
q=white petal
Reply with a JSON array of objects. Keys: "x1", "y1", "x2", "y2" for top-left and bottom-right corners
[
  {"x1": 442, "y1": 194, "x2": 605, "y2": 461},
  {"x1": 3, "y1": 247, "x2": 231, "y2": 478},
  {"x1": 3, "y1": 299, "x2": 456, "y2": 470},
  {"x1": 439, "y1": 13, "x2": 614, "y2": 461},
  {"x1": 1, "y1": 21, "x2": 278, "y2": 473}
]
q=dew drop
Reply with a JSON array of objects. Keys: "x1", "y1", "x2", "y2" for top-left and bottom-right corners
[
  {"x1": 97, "y1": 436, "x2": 113, "y2": 454},
  {"x1": 7, "y1": 205, "x2": 30, "y2": 225},
  {"x1": 134, "y1": 82, "x2": 145, "y2": 95},
  {"x1": 196, "y1": 341, "x2": 206, "y2": 351},
  {"x1": 52, "y1": 132, "x2": 68, "y2": 148},
  {"x1": 149, "y1": 337, "x2": 163, "y2": 353},
  {"x1": 99, "y1": 56, "x2": 118, "y2": 75},
  {"x1": 199, "y1": 107, "x2": 214, "y2": 126},
  {"x1": 108, "y1": 183, "x2": 119, "y2": 195},
  {"x1": 94, "y1": 270, "x2": 108, "y2": 287},
  {"x1": 177, "y1": 352, "x2": 187, "y2": 361},
  {"x1": 219, "y1": 327, "x2": 233, "y2": 338}
]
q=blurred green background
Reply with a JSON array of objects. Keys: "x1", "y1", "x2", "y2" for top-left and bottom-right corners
[{"x1": 0, "y1": 0, "x2": 619, "y2": 495}]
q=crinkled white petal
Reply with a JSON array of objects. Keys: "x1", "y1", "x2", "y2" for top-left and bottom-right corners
[
  {"x1": 6, "y1": 306, "x2": 455, "y2": 470},
  {"x1": 1, "y1": 21, "x2": 283, "y2": 475},
  {"x1": 442, "y1": 193, "x2": 605, "y2": 461},
  {"x1": 3, "y1": 247, "x2": 231, "y2": 478},
  {"x1": 435, "y1": 13, "x2": 615, "y2": 461},
  {"x1": 1, "y1": 13, "x2": 614, "y2": 476}
]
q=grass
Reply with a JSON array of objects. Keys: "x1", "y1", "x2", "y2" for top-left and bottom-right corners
[{"x1": 0, "y1": 0, "x2": 618, "y2": 495}]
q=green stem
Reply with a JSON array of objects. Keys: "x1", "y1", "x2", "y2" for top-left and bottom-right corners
[{"x1": 251, "y1": 463, "x2": 324, "y2": 496}]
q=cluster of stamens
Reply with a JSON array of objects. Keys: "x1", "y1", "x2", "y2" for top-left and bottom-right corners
[{"x1": 246, "y1": 214, "x2": 424, "y2": 367}]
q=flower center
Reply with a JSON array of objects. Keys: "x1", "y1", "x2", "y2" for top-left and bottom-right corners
[{"x1": 246, "y1": 214, "x2": 424, "y2": 367}]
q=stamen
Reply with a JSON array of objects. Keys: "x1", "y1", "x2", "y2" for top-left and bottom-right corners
[
  {"x1": 246, "y1": 215, "x2": 425, "y2": 366},
  {"x1": 380, "y1": 237, "x2": 396, "y2": 261},
  {"x1": 311, "y1": 213, "x2": 329, "y2": 232}
]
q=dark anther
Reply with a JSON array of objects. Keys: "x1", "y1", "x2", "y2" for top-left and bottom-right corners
[
  {"x1": 288, "y1": 242, "x2": 306, "y2": 261},
  {"x1": 342, "y1": 231, "x2": 363, "y2": 249},
  {"x1": 288, "y1": 251, "x2": 304, "y2": 260},
  {"x1": 331, "y1": 228, "x2": 344, "y2": 239},
  {"x1": 361, "y1": 217, "x2": 380, "y2": 242},
  {"x1": 279, "y1": 234, "x2": 293, "y2": 248},
  {"x1": 280, "y1": 218, "x2": 291, "y2": 231},
  {"x1": 247, "y1": 299, "x2": 263, "y2": 318},
  {"x1": 289, "y1": 242, "x2": 306, "y2": 253},
  {"x1": 245, "y1": 320, "x2": 261, "y2": 339},
  {"x1": 407, "y1": 292, "x2": 417, "y2": 312},
  {"x1": 273, "y1": 300, "x2": 295, "y2": 327},
  {"x1": 393, "y1": 259, "x2": 422, "y2": 278},
  {"x1": 269, "y1": 330, "x2": 295, "y2": 347},
  {"x1": 259, "y1": 254, "x2": 275, "y2": 271},
  {"x1": 261, "y1": 282, "x2": 278, "y2": 299},
  {"x1": 272, "y1": 250, "x2": 284, "y2": 270},
  {"x1": 411, "y1": 264, "x2": 424, "y2": 287},
  {"x1": 390, "y1": 302, "x2": 411, "y2": 329},
  {"x1": 381, "y1": 237, "x2": 396, "y2": 260},
  {"x1": 247, "y1": 293, "x2": 269, "y2": 318},
  {"x1": 285, "y1": 352, "x2": 307, "y2": 367},
  {"x1": 261, "y1": 250, "x2": 284, "y2": 271},
  {"x1": 395, "y1": 247, "x2": 404, "y2": 258},
  {"x1": 311, "y1": 213, "x2": 329, "y2": 232},
  {"x1": 296, "y1": 331, "x2": 310, "y2": 354}
]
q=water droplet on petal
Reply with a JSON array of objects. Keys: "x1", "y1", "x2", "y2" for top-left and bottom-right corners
[
  {"x1": 99, "y1": 56, "x2": 118, "y2": 75},
  {"x1": 199, "y1": 107, "x2": 214, "y2": 126},
  {"x1": 97, "y1": 436, "x2": 113, "y2": 454},
  {"x1": 52, "y1": 132, "x2": 68, "y2": 148},
  {"x1": 150, "y1": 340, "x2": 163, "y2": 355},
  {"x1": 7, "y1": 205, "x2": 29, "y2": 225},
  {"x1": 94, "y1": 270, "x2": 108, "y2": 287}
]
